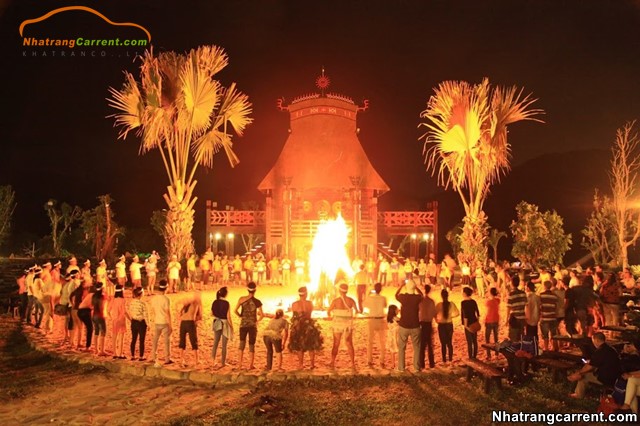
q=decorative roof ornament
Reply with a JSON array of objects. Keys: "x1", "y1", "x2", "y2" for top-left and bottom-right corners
[{"x1": 315, "y1": 67, "x2": 330, "y2": 95}]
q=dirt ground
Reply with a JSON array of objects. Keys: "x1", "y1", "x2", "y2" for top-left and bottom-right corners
[
  {"x1": 0, "y1": 313, "x2": 603, "y2": 426},
  {"x1": 36, "y1": 284, "x2": 505, "y2": 372}
]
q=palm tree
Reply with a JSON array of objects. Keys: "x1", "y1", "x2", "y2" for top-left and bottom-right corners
[
  {"x1": 487, "y1": 228, "x2": 507, "y2": 264},
  {"x1": 108, "y1": 46, "x2": 252, "y2": 259},
  {"x1": 420, "y1": 78, "x2": 542, "y2": 263}
]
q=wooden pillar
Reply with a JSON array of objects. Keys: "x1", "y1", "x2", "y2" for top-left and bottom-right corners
[
  {"x1": 350, "y1": 176, "x2": 362, "y2": 259},
  {"x1": 265, "y1": 191, "x2": 273, "y2": 257},
  {"x1": 283, "y1": 177, "x2": 292, "y2": 258}
]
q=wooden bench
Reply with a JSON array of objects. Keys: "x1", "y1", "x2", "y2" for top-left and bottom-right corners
[
  {"x1": 540, "y1": 350, "x2": 584, "y2": 364},
  {"x1": 463, "y1": 359, "x2": 505, "y2": 393},
  {"x1": 531, "y1": 358, "x2": 576, "y2": 384}
]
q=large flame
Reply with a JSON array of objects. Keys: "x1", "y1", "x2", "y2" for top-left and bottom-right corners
[{"x1": 308, "y1": 213, "x2": 354, "y2": 301}]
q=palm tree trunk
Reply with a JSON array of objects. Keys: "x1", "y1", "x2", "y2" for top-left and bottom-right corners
[{"x1": 163, "y1": 180, "x2": 197, "y2": 260}]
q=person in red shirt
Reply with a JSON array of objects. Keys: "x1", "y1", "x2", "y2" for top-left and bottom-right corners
[{"x1": 484, "y1": 287, "x2": 500, "y2": 360}]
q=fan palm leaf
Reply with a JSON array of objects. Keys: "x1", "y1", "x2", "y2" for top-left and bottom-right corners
[{"x1": 107, "y1": 72, "x2": 144, "y2": 139}]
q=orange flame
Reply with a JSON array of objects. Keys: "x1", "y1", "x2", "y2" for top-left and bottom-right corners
[{"x1": 308, "y1": 213, "x2": 354, "y2": 299}]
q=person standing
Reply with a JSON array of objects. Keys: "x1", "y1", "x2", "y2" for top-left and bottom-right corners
[
  {"x1": 440, "y1": 260, "x2": 452, "y2": 291},
  {"x1": 461, "y1": 286, "x2": 480, "y2": 359},
  {"x1": 506, "y1": 277, "x2": 527, "y2": 342},
  {"x1": 96, "y1": 259, "x2": 108, "y2": 287},
  {"x1": 417, "y1": 259, "x2": 427, "y2": 286},
  {"x1": 435, "y1": 289, "x2": 459, "y2": 364},
  {"x1": 256, "y1": 257, "x2": 267, "y2": 285},
  {"x1": 129, "y1": 255, "x2": 143, "y2": 289},
  {"x1": 167, "y1": 255, "x2": 181, "y2": 293},
  {"x1": 143, "y1": 256, "x2": 156, "y2": 294},
  {"x1": 151, "y1": 280, "x2": 173, "y2": 367},
  {"x1": 390, "y1": 257, "x2": 400, "y2": 286},
  {"x1": 524, "y1": 281, "x2": 541, "y2": 338},
  {"x1": 268, "y1": 256, "x2": 280, "y2": 285},
  {"x1": 233, "y1": 255, "x2": 243, "y2": 286},
  {"x1": 364, "y1": 282, "x2": 387, "y2": 368},
  {"x1": 539, "y1": 281, "x2": 559, "y2": 351},
  {"x1": 69, "y1": 274, "x2": 87, "y2": 350},
  {"x1": 378, "y1": 257, "x2": 389, "y2": 286},
  {"x1": 31, "y1": 267, "x2": 45, "y2": 329},
  {"x1": 178, "y1": 292, "x2": 202, "y2": 367},
  {"x1": 244, "y1": 255, "x2": 256, "y2": 284},
  {"x1": 81, "y1": 260, "x2": 92, "y2": 284},
  {"x1": 354, "y1": 264, "x2": 369, "y2": 314},
  {"x1": 221, "y1": 254, "x2": 230, "y2": 285},
  {"x1": 127, "y1": 287, "x2": 149, "y2": 361},
  {"x1": 395, "y1": 279, "x2": 423, "y2": 372},
  {"x1": 426, "y1": 257, "x2": 438, "y2": 286},
  {"x1": 57, "y1": 271, "x2": 76, "y2": 344},
  {"x1": 40, "y1": 263, "x2": 55, "y2": 334},
  {"x1": 110, "y1": 285, "x2": 127, "y2": 359},
  {"x1": 600, "y1": 273, "x2": 622, "y2": 327},
  {"x1": 199, "y1": 253, "x2": 211, "y2": 289},
  {"x1": 212, "y1": 287, "x2": 234, "y2": 369},
  {"x1": 327, "y1": 283, "x2": 358, "y2": 371},
  {"x1": 281, "y1": 256, "x2": 292, "y2": 286},
  {"x1": 484, "y1": 287, "x2": 500, "y2": 360},
  {"x1": 91, "y1": 283, "x2": 108, "y2": 356},
  {"x1": 474, "y1": 263, "x2": 486, "y2": 298},
  {"x1": 66, "y1": 256, "x2": 80, "y2": 275},
  {"x1": 25, "y1": 266, "x2": 35, "y2": 324},
  {"x1": 187, "y1": 254, "x2": 197, "y2": 290},
  {"x1": 212, "y1": 254, "x2": 222, "y2": 286},
  {"x1": 386, "y1": 305, "x2": 400, "y2": 369},
  {"x1": 235, "y1": 282, "x2": 264, "y2": 370},
  {"x1": 51, "y1": 261, "x2": 62, "y2": 286},
  {"x1": 16, "y1": 269, "x2": 28, "y2": 322},
  {"x1": 289, "y1": 287, "x2": 323, "y2": 370},
  {"x1": 76, "y1": 282, "x2": 95, "y2": 351},
  {"x1": 365, "y1": 258, "x2": 376, "y2": 285},
  {"x1": 263, "y1": 309, "x2": 289, "y2": 371},
  {"x1": 418, "y1": 284, "x2": 436, "y2": 369},
  {"x1": 115, "y1": 255, "x2": 127, "y2": 287},
  {"x1": 402, "y1": 259, "x2": 413, "y2": 282}
]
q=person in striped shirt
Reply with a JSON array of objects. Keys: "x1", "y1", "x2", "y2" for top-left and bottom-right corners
[
  {"x1": 539, "y1": 281, "x2": 559, "y2": 351},
  {"x1": 127, "y1": 287, "x2": 150, "y2": 360},
  {"x1": 506, "y1": 276, "x2": 526, "y2": 342}
]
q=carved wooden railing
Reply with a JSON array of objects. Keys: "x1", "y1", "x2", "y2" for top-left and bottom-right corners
[
  {"x1": 209, "y1": 210, "x2": 266, "y2": 227},
  {"x1": 377, "y1": 211, "x2": 435, "y2": 228}
]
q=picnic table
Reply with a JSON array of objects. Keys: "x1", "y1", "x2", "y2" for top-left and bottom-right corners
[
  {"x1": 462, "y1": 358, "x2": 505, "y2": 393},
  {"x1": 480, "y1": 343, "x2": 529, "y2": 384}
]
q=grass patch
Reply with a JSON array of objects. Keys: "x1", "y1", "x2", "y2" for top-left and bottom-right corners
[
  {"x1": 0, "y1": 316, "x2": 105, "y2": 402},
  {"x1": 190, "y1": 372, "x2": 600, "y2": 426}
]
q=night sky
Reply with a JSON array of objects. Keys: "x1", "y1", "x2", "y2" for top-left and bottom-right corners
[{"x1": 2, "y1": 0, "x2": 640, "y2": 255}]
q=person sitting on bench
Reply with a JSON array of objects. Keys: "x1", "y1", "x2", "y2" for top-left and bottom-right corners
[{"x1": 568, "y1": 332, "x2": 622, "y2": 398}]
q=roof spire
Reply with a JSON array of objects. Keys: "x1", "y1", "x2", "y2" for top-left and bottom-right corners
[{"x1": 315, "y1": 66, "x2": 330, "y2": 96}]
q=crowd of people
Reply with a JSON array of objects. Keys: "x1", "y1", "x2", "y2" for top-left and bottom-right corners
[{"x1": 13, "y1": 251, "x2": 640, "y2": 411}]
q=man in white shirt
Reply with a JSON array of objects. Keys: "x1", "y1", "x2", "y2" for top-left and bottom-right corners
[
  {"x1": 151, "y1": 280, "x2": 173, "y2": 366},
  {"x1": 130, "y1": 255, "x2": 143, "y2": 289},
  {"x1": 363, "y1": 282, "x2": 387, "y2": 368},
  {"x1": 115, "y1": 255, "x2": 127, "y2": 286}
]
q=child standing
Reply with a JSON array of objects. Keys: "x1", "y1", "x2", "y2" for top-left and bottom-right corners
[
  {"x1": 386, "y1": 305, "x2": 399, "y2": 370},
  {"x1": 263, "y1": 309, "x2": 289, "y2": 371}
]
